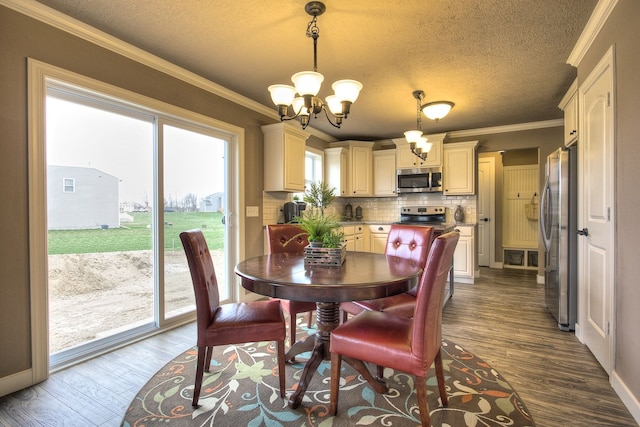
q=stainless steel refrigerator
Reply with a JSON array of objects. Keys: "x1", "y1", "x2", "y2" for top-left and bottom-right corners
[{"x1": 540, "y1": 146, "x2": 577, "y2": 331}]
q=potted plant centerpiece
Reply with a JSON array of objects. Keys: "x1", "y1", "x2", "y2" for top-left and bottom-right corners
[{"x1": 297, "y1": 182, "x2": 346, "y2": 265}]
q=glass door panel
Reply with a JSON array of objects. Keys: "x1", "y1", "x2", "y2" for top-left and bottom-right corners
[
  {"x1": 162, "y1": 123, "x2": 228, "y2": 318},
  {"x1": 46, "y1": 94, "x2": 154, "y2": 355}
]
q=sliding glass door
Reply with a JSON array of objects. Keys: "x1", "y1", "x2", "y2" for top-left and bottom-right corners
[{"x1": 44, "y1": 82, "x2": 231, "y2": 368}]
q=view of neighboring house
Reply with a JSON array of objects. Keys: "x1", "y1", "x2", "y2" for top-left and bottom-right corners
[
  {"x1": 47, "y1": 165, "x2": 119, "y2": 230},
  {"x1": 199, "y1": 192, "x2": 224, "y2": 213}
]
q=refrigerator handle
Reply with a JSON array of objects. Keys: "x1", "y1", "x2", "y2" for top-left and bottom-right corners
[{"x1": 540, "y1": 175, "x2": 552, "y2": 251}]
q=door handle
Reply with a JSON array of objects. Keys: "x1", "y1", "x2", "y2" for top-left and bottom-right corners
[
  {"x1": 481, "y1": 218, "x2": 489, "y2": 222},
  {"x1": 577, "y1": 228, "x2": 589, "y2": 236}
]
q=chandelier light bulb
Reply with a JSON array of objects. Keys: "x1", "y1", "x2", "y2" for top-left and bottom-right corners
[
  {"x1": 325, "y1": 95, "x2": 343, "y2": 116},
  {"x1": 268, "y1": 84, "x2": 296, "y2": 106},
  {"x1": 332, "y1": 79, "x2": 363, "y2": 103},
  {"x1": 404, "y1": 130, "x2": 423, "y2": 144},
  {"x1": 292, "y1": 97, "x2": 308, "y2": 116},
  {"x1": 291, "y1": 71, "x2": 324, "y2": 97},
  {"x1": 422, "y1": 101, "x2": 455, "y2": 121}
]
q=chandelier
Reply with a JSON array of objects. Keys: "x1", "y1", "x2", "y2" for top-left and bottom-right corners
[
  {"x1": 404, "y1": 90, "x2": 454, "y2": 160},
  {"x1": 267, "y1": 1, "x2": 363, "y2": 130}
]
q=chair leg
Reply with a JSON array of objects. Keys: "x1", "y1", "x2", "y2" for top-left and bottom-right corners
[
  {"x1": 276, "y1": 339, "x2": 286, "y2": 397},
  {"x1": 204, "y1": 346, "x2": 213, "y2": 372},
  {"x1": 307, "y1": 311, "x2": 313, "y2": 328},
  {"x1": 376, "y1": 365, "x2": 384, "y2": 379},
  {"x1": 434, "y1": 349, "x2": 448, "y2": 406},
  {"x1": 329, "y1": 352, "x2": 342, "y2": 415},
  {"x1": 289, "y1": 313, "x2": 297, "y2": 347},
  {"x1": 415, "y1": 375, "x2": 432, "y2": 427},
  {"x1": 341, "y1": 310, "x2": 348, "y2": 324},
  {"x1": 192, "y1": 346, "x2": 207, "y2": 406}
]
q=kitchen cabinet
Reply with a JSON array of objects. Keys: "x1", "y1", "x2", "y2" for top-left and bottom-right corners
[
  {"x1": 324, "y1": 147, "x2": 348, "y2": 196},
  {"x1": 453, "y1": 225, "x2": 476, "y2": 283},
  {"x1": 443, "y1": 141, "x2": 478, "y2": 195},
  {"x1": 393, "y1": 133, "x2": 445, "y2": 169},
  {"x1": 372, "y1": 149, "x2": 397, "y2": 197},
  {"x1": 559, "y1": 79, "x2": 578, "y2": 146},
  {"x1": 326, "y1": 141, "x2": 373, "y2": 197},
  {"x1": 368, "y1": 224, "x2": 391, "y2": 254},
  {"x1": 262, "y1": 122, "x2": 309, "y2": 192},
  {"x1": 342, "y1": 224, "x2": 366, "y2": 252}
]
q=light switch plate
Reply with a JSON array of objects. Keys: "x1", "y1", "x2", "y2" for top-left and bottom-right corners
[{"x1": 246, "y1": 206, "x2": 259, "y2": 217}]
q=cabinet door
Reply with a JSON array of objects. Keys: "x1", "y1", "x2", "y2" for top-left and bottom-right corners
[
  {"x1": 443, "y1": 142, "x2": 477, "y2": 195},
  {"x1": 373, "y1": 150, "x2": 397, "y2": 196},
  {"x1": 350, "y1": 145, "x2": 372, "y2": 196},
  {"x1": 283, "y1": 131, "x2": 306, "y2": 190},
  {"x1": 564, "y1": 93, "x2": 578, "y2": 146},
  {"x1": 453, "y1": 236, "x2": 474, "y2": 277},
  {"x1": 325, "y1": 147, "x2": 348, "y2": 196}
]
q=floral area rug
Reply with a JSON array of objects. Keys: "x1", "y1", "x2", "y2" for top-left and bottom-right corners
[{"x1": 122, "y1": 320, "x2": 534, "y2": 426}]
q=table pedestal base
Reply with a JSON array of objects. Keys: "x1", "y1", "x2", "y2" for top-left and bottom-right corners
[{"x1": 285, "y1": 301, "x2": 388, "y2": 409}]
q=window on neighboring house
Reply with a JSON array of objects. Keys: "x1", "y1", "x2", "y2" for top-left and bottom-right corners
[{"x1": 62, "y1": 178, "x2": 75, "y2": 193}]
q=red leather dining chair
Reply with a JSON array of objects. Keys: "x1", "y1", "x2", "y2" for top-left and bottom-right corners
[
  {"x1": 180, "y1": 229, "x2": 286, "y2": 406},
  {"x1": 329, "y1": 231, "x2": 459, "y2": 426},
  {"x1": 340, "y1": 224, "x2": 435, "y2": 322},
  {"x1": 267, "y1": 224, "x2": 316, "y2": 346}
]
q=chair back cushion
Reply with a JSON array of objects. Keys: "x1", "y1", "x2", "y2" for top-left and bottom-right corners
[
  {"x1": 385, "y1": 224, "x2": 435, "y2": 296},
  {"x1": 180, "y1": 230, "x2": 220, "y2": 337},
  {"x1": 411, "y1": 231, "x2": 459, "y2": 374},
  {"x1": 267, "y1": 224, "x2": 309, "y2": 254}
]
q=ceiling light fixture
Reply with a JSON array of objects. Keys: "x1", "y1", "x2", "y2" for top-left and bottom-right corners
[
  {"x1": 267, "y1": 1, "x2": 363, "y2": 130},
  {"x1": 404, "y1": 90, "x2": 454, "y2": 160}
]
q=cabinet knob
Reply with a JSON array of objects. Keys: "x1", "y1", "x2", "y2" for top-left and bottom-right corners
[{"x1": 378, "y1": 227, "x2": 383, "y2": 231}]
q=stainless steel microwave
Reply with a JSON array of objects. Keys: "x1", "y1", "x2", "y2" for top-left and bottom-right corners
[{"x1": 396, "y1": 167, "x2": 443, "y2": 193}]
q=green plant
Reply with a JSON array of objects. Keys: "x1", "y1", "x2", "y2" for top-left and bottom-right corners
[
  {"x1": 296, "y1": 210, "x2": 340, "y2": 245},
  {"x1": 303, "y1": 181, "x2": 336, "y2": 216},
  {"x1": 322, "y1": 228, "x2": 345, "y2": 248}
]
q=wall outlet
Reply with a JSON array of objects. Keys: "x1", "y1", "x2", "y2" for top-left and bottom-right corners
[{"x1": 246, "y1": 206, "x2": 259, "y2": 217}]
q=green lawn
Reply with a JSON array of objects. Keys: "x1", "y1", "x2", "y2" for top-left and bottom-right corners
[{"x1": 48, "y1": 211, "x2": 225, "y2": 254}]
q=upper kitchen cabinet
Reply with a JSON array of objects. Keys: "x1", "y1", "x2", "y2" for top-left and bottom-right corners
[
  {"x1": 326, "y1": 141, "x2": 373, "y2": 197},
  {"x1": 559, "y1": 79, "x2": 578, "y2": 147},
  {"x1": 373, "y1": 149, "x2": 397, "y2": 197},
  {"x1": 393, "y1": 133, "x2": 445, "y2": 169},
  {"x1": 324, "y1": 147, "x2": 348, "y2": 196},
  {"x1": 443, "y1": 141, "x2": 478, "y2": 195},
  {"x1": 262, "y1": 122, "x2": 309, "y2": 192}
]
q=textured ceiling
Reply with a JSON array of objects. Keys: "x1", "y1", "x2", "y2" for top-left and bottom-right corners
[{"x1": 34, "y1": 0, "x2": 598, "y2": 140}]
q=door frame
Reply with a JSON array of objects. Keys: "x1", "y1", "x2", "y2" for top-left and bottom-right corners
[
  {"x1": 576, "y1": 46, "x2": 615, "y2": 373},
  {"x1": 27, "y1": 59, "x2": 245, "y2": 381},
  {"x1": 477, "y1": 156, "x2": 497, "y2": 268}
]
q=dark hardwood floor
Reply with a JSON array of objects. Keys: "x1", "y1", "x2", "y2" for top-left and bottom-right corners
[{"x1": 0, "y1": 267, "x2": 637, "y2": 426}]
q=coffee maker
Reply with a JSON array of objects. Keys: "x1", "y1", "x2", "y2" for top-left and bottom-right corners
[{"x1": 283, "y1": 201, "x2": 306, "y2": 223}]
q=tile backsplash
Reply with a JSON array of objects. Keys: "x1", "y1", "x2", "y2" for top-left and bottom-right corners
[{"x1": 263, "y1": 192, "x2": 477, "y2": 225}]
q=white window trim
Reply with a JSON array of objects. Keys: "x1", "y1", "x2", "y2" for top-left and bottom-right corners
[{"x1": 27, "y1": 58, "x2": 245, "y2": 383}]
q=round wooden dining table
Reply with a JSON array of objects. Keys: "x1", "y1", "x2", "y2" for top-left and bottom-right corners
[{"x1": 235, "y1": 251, "x2": 422, "y2": 408}]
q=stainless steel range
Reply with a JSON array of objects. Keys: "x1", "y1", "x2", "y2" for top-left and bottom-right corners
[{"x1": 396, "y1": 205, "x2": 454, "y2": 235}]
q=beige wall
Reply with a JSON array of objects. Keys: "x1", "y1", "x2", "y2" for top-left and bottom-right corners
[
  {"x1": 449, "y1": 127, "x2": 563, "y2": 266},
  {"x1": 0, "y1": 6, "x2": 277, "y2": 378},
  {"x1": 2, "y1": 1, "x2": 639, "y2": 414},
  {"x1": 577, "y1": 0, "x2": 640, "y2": 403}
]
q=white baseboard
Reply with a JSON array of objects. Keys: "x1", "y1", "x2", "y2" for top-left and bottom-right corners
[
  {"x1": 0, "y1": 369, "x2": 34, "y2": 398},
  {"x1": 611, "y1": 370, "x2": 640, "y2": 425}
]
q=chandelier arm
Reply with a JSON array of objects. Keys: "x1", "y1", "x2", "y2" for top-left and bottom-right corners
[{"x1": 322, "y1": 107, "x2": 342, "y2": 128}]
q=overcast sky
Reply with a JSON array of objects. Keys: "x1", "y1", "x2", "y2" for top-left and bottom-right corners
[{"x1": 46, "y1": 96, "x2": 225, "y2": 204}]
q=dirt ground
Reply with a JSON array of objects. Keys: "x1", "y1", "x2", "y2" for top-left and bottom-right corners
[{"x1": 48, "y1": 249, "x2": 223, "y2": 353}]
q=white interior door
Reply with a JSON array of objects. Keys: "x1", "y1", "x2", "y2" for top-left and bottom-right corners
[
  {"x1": 477, "y1": 157, "x2": 495, "y2": 267},
  {"x1": 578, "y1": 47, "x2": 615, "y2": 373}
]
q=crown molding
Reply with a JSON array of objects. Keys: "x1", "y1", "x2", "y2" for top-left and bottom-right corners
[
  {"x1": 567, "y1": 0, "x2": 619, "y2": 67},
  {"x1": 2, "y1": 0, "x2": 281, "y2": 119},
  {"x1": 447, "y1": 119, "x2": 563, "y2": 139}
]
